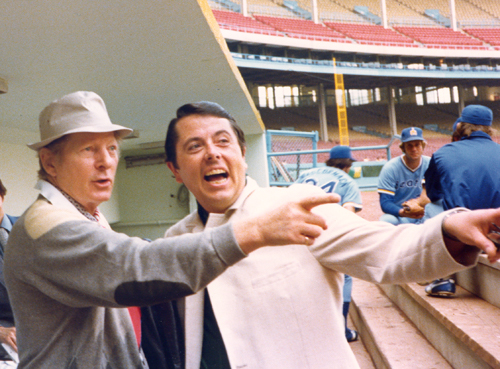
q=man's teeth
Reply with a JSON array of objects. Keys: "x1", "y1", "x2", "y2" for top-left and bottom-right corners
[
  {"x1": 206, "y1": 169, "x2": 226, "y2": 176},
  {"x1": 205, "y1": 169, "x2": 228, "y2": 183}
]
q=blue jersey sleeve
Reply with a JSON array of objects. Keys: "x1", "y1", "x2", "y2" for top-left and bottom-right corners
[
  {"x1": 379, "y1": 193, "x2": 401, "y2": 216},
  {"x1": 424, "y1": 155, "x2": 443, "y2": 203}
]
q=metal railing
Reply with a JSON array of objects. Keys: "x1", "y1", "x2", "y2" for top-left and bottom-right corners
[{"x1": 266, "y1": 129, "x2": 397, "y2": 187}]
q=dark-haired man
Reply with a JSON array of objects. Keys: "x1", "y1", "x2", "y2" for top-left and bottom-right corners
[{"x1": 165, "y1": 101, "x2": 500, "y2": 369}]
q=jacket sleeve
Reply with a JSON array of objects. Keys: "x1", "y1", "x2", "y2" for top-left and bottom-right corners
[
  {"x1": 309, "y1": 204, "x2": 479, "y2": 284},
  {"x1": 9, "y1": 217, "x2": 246, "y2": 308}
]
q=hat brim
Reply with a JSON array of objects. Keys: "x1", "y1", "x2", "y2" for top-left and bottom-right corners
[
  {"x1": 27, "y1": 124, "x2": 133, "y2": 151},
  {"x1": 401, "y1": 137, "x2": 426, "y2": 143}
]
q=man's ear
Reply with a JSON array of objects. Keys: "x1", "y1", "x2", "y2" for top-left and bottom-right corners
[
  {"x1": 242, "y1": 146, "x2": 248, "y2": 171},
  {"x1": 166, "y1": 161, "x2": 184, "y2": 184},
  {"x1": 39, "y1": 148, "x2": 58, "y2": 178}
]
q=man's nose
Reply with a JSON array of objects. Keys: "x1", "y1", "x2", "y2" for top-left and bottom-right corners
[
  {"x1": 96, "y1": 147, "x2": 115, "y2": 168},
  {"x1": 205, "y1": 144, "x2": 221, "y2": 160}
]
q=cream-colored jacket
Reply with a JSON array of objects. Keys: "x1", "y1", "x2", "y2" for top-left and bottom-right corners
[{"x1": 166, "y1": 177, "x2": 478, "y2": 369}]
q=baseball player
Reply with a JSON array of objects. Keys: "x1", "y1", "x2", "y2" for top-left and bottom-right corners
[
  {"x1": 296, "y1": 146, "x2": 362, "y2": 213},
  {"x1": 296, "y1": 145, "x2": 362, "y2": 342},
  {"x1": 377, "y1": 127, "x2": 430, "y2": 225},
  {"x1": 422, "y1": 104, "x2": 500, "y2": 297}
]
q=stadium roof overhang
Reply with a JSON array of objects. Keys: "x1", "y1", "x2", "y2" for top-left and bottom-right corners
[
  {"x1": 222, "y1": 29, "x2": 500, "y2": 90},
  {"x1": 237, "y1": 64, "x2": 500, "y2": 90},
  {"x1": 0, "y1": 0, "x2": 264, "y2": 151}
]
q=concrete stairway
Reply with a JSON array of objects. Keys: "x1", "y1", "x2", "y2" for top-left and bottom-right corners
[{"x1": 350, "y1": 255, "x2": 500, "y2": 369}]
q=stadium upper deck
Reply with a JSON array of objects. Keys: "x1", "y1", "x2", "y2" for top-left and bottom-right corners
[{"x1": 209, "y1": 0, "x2": 500, "y2": 54}]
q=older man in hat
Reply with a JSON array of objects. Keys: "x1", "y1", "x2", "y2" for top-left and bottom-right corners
[
  {"x1": 3, "y1": 91, "x2": 338, "y2": 368},
  {"x1": 377, "y1": 127, "x2": 430, "y2": 225}
]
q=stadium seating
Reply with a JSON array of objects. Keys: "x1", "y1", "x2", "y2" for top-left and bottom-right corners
[
  {"x1": 464, "y1": 27, "x2": 500, "y2": 46},
  {"x1": 212, "y1": 9, "x2": 282, "y2": 35},
  {"x1": 466, "y1": 0, "x2": 500, "y2": 19},
  {"x1": 253, "y1": 14, "x2": 351, "y2": 42},
  {"x1": 325, "y1": 22, "x2": 415, "y2": 46},
  {"x1": 394, "y1": 26, "x2": 486, "y2": 48}
]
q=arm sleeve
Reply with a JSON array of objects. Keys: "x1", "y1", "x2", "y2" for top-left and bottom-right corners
[
  {"x1": 309, "y1": 205, "x2": 479, "y2": 285},
  {"x1": 12, "y1": 219, "x2": 246, "y2": 308},
  {"x1": 424, "y1": 156, "x2": 443, "y2": 203},
  {"x1": 379, "y1": 193, "x2": 401, "y2": 217},
  {"x1": 340, "y1": 181, "x2": 363, "y2": 209}
]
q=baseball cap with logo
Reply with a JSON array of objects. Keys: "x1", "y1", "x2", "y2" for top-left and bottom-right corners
[
  {"x1": 329, "y1": 145, "x2": 357, "y2": 161},
  {"x1": 28, "y1": 91, "x2": 133, "y2": 150},
  {"x1": 456, "y1": 104, "x2": 492, "y2": 127},
  {"x1": 400, "y1": 127, "x2": 425, "y2": 143}
]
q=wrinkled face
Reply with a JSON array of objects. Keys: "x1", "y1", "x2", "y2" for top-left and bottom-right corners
[
  {"x1": 42, "y1": 132, "x2": 119, "y2": 214},
  {"x1": 402, "y1": 140, "x2": 424, "y2": 162},
  {"x1": 167, "y1": 114, "x2": 247, "y2": 214}
]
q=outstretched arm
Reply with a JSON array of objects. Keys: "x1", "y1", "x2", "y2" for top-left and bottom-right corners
[
  {"x1": 234, "y1": 193, "x2": 341, "y2": 254},
  {"x1": 442, "y1": 208, "x2": 500, "y2": 264}
]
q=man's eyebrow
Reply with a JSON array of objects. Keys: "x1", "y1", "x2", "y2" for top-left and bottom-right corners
[
  {"x1": 182, "y1": 129, "x2": 233, "y2": 148},
  {"x1": 214, "y1": 129, "x2": 232, "y2": 137}
]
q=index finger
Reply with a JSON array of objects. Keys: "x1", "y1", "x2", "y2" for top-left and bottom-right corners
[{"x1": 298, "y1": 193, "x2": 340, "y2": 211}]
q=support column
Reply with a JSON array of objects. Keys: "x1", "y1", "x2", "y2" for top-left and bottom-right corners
[
  {"x1": 318, "y1": 83, "x2": 328, "y2": 141},
  {"x1": 458, "y1": 85, "x2": 465, "y2": 113},
  {"x1": 380, "y1": 0, "x2": 388, "y2": 28},
  {"x1": 388, "y1": 86, "x2": 397, "y2": 136},
  {"x1": 312, "y1": 0, "x2": 319, "y2": 23},
  {"x1": 449, "y1": 0, "x2": 457, "y2": 31}
]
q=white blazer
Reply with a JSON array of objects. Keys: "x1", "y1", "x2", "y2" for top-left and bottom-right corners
[{"x1": 167, "y1": 178, "x2": 477, "y2": 369}]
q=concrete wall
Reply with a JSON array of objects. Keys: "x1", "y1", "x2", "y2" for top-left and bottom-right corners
[{"x1": 0, "y1": 142, "x2": 41, "y2": 217}]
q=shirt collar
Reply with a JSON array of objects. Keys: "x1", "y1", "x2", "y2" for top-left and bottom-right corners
[
  {"x1": 461, "y1": 131, "x2": 492, "y2": 141},
  {"x1": 227, "y1": 176, "x2": 258, "y2": 212},
  {"x1": 0, "y1": 214, "x2": 13, "y2": 232},
  {"x1": 35, "y1": 180, "x2": 108, "y2": 227},
  {"x1": 400, "y1": 155, "x2": 422, "y2": 173}
]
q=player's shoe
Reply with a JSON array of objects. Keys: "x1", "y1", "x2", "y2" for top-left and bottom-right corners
[
  {"x1": 425, "y1": 278, "x2": 455, "y2": 297},
  {"x1": 346, "y1": 328, "x2": 358, "y2": 342}
]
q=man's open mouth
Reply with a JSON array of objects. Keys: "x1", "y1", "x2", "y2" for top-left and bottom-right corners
[{"x1": 205, "y1": 169, "x2": 228, "y2": 184}]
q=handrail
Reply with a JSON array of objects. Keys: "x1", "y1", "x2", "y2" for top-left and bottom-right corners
[{"x1": 266, "y1": 130, "x2": 399, "y2": 186}]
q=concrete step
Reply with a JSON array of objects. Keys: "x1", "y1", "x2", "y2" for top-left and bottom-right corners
[
  {"x1": 350, "y1": 279, "x2": 453, "y2": 369},
  {"x1": 379, "y1": 281, "x2": 500, "y2": 369},
  {"x1": 347, "y1": 315, "x2": 377, "y2": 369},
  {"x1": 455, "y1": 256, "x2": 500, "y2": 309}
]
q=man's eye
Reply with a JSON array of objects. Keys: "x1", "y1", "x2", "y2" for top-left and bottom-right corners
[{"x1": 188, "y1": 143, "x2": 200, "y2": 151}]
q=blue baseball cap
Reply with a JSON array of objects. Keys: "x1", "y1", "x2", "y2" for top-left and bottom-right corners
[
  {"x1": 456, "y1": 105, "x2": 492, "y2": 126},
  {"x1": 329, "y1": 145, "x2": 356, "y2": 161},
  {"x1": 400, "y1": 127, "x2": 425, "y2": 143}
]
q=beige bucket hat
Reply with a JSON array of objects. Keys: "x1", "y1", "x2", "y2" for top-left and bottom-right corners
[{"x1": 28, "y1": 91, "x2": 133, "y2": 150}]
